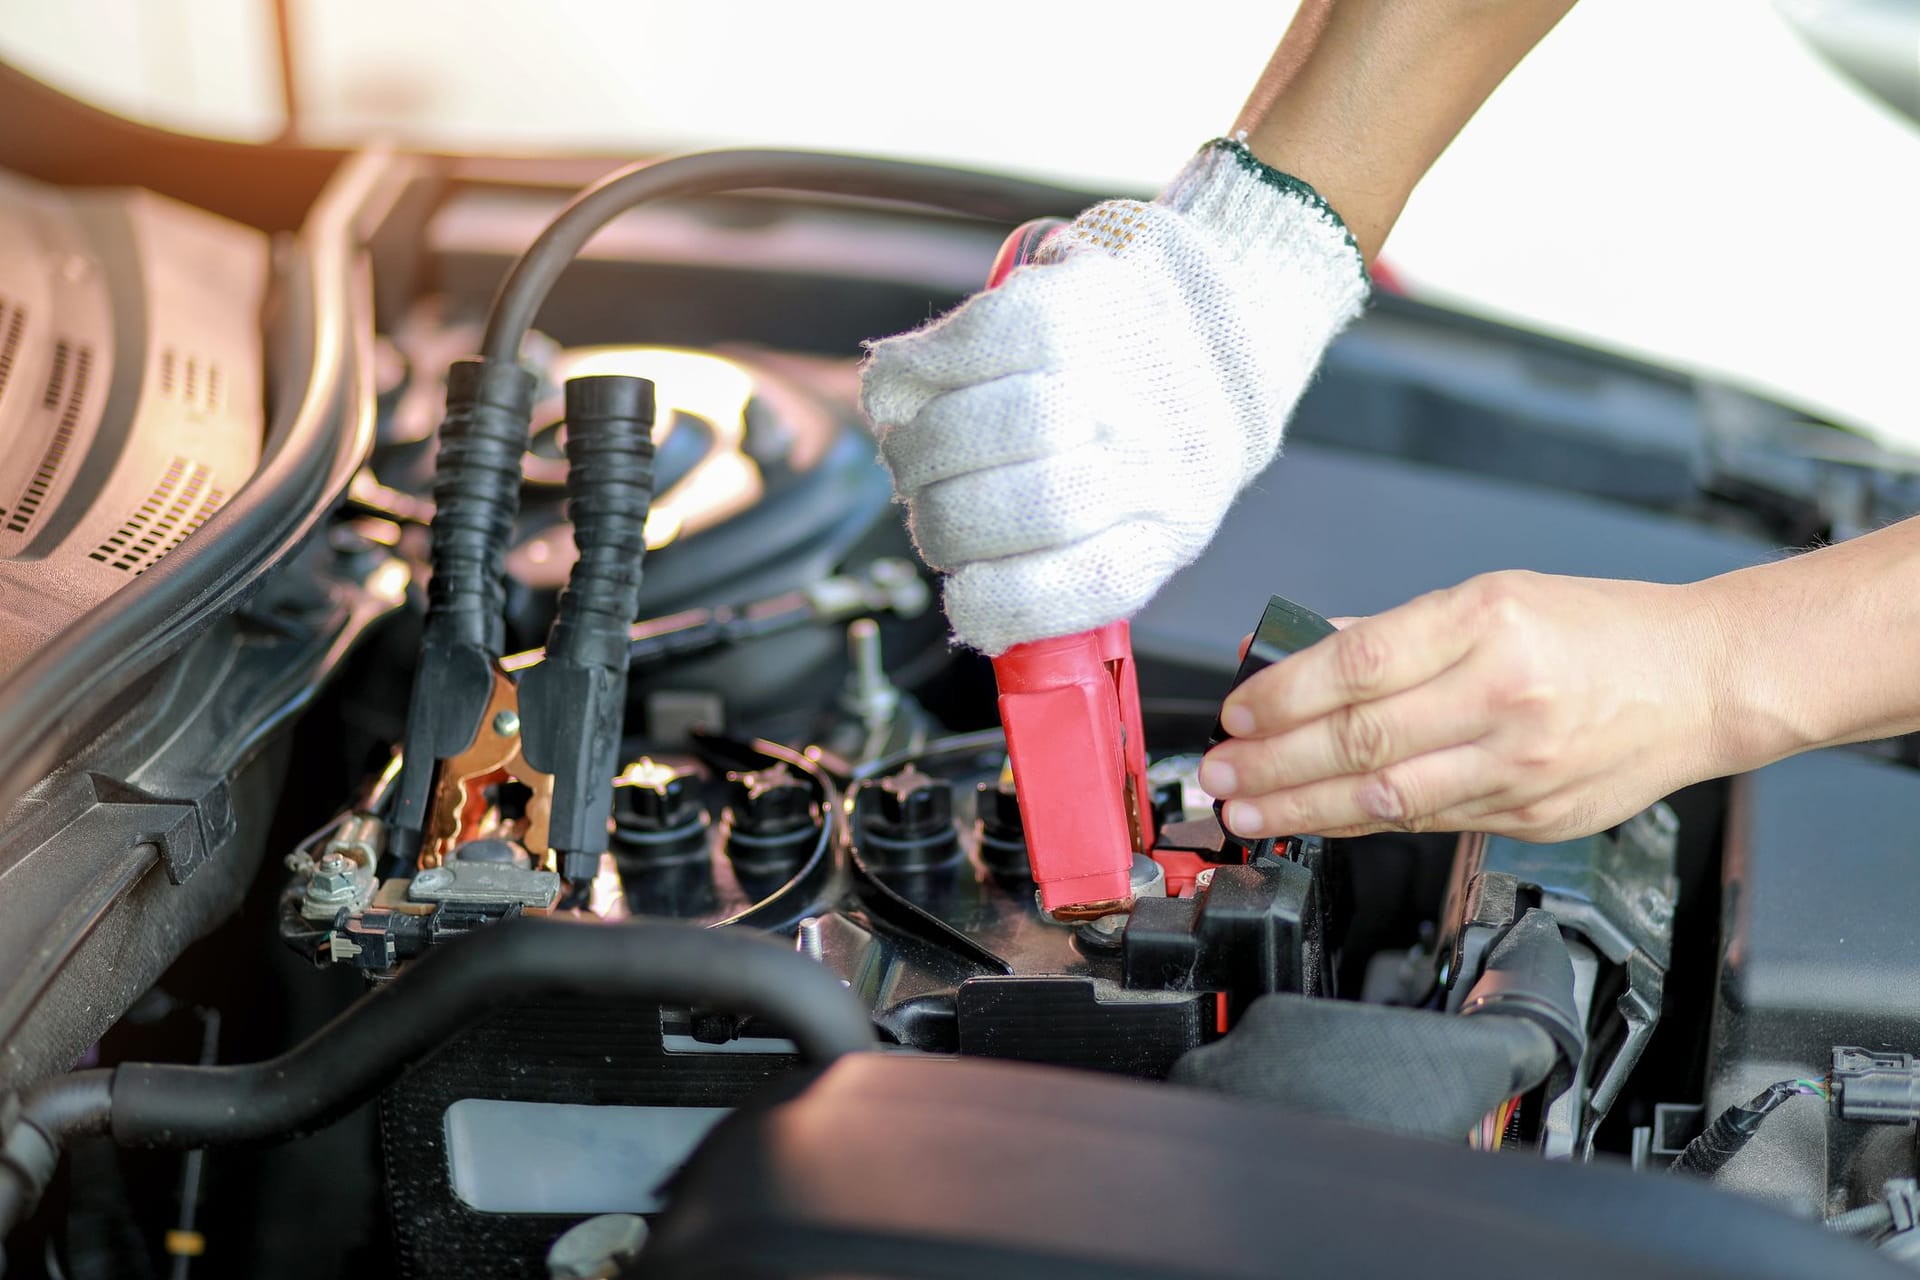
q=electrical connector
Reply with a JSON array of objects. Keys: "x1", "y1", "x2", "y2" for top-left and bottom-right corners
[{"x1": 1831, "y1": 1046, "x2": 1920, "y2": 1123}]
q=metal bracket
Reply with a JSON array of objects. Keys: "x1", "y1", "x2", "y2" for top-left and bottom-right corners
[{"x1": 422, "y1": 663, "x2": 554, "y2": 870}]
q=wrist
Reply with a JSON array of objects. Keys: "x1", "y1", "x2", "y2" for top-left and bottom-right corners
[
  {"x1": 1158, "y1": 138, "x2": 1366, "y2": 283},
  {"x1": 1692, "y1": 568, "x2": 1825, "y2": 777},
  {"x1": 1236, "y1": 122, "x2": 1402, "y2": 265},
  {"x1": 1231, "y1": 0, "x2": 1577, "y2": 262}
]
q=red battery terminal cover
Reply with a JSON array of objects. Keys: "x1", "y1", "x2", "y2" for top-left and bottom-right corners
[{"x1": 992, "y1": 621, "x2": 1156, "y2": 919}]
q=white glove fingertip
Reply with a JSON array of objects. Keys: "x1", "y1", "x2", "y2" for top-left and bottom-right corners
[
  {"x1": 876, "y1": 373, "x2": 1098, "y2": 496},
  {"x1": 909, "y1": 444, "x2": 1122, "y2": 569},
  {"x1": 858, "y1": 337, "x2": 941, "y2": 431}
]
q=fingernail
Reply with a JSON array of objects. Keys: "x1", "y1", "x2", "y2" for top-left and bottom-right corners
[
  {"x1": 1221, "y1": 705, "x2": 1255, "y2": 736},
  {"x1": 1199, "y1": 759, "x2": 1237, "y2": 796},
  {"x1": 1223, "y1": 801, "x2": 1260, "y2": 836}
]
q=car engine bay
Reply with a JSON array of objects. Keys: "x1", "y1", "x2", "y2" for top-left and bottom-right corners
[{"x1": 5, "y1": 72, "x2": 1920, "y2": 1280}]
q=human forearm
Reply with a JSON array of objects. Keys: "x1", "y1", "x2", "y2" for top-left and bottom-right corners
[
  {"x1": 1236, "y1": 0, "x2": 1577, "y2": 260},
  {"x1": 1703, "y1": 516, "x2": 1920, "y2": 773},
  {"x1": 1196, "y1": 519, "x2": 1920, "y2": 845}
]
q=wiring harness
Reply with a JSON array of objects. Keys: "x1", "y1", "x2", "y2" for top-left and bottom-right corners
[{"x1": 1670, "y1": 1077, "x2": 1830, "y2": 1178}]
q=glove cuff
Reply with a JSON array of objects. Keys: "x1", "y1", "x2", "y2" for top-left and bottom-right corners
[{"x1": 1160, "y1": 137, "x2": 1369, "y2": 289}]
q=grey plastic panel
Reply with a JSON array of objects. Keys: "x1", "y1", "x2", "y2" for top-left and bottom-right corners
[
  {"x1": 444, "y1": 1099, "x2": 730, "y2": 1214},
  {"x1": 0, "y1": 171, "x2": 265, "y2": 678},
  {"x1": 1135, "y1": 440, "x2": 1776, "y2": 676},
  {"x1": 1703, "y1": 749, "x2": 1920, "y2": 1211}
]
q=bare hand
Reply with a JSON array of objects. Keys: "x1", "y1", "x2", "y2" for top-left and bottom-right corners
[{"x1": 1199, "y1": 571, "x2": 1730, "y2": 842}]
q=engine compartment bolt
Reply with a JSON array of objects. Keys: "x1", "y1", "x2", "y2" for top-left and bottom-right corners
[
  {"x1": 722, "y1": 764, "x2": 819, "y2": 877},
  {"x1": 871, "y1": 766, "x2": 953, "y2": 841},
  {"x1": 975, "y1": 778, "x2": 1023, "y2": 841},
  {"x1": 304, "y1": 849, "x2": 367, "y2": 918},
  {"x1": 858, "y1": 767, "x2": 960, "y2": 875},
  {"x1": 974, "y1": 778, "x2": 1029, "y2": 876},
  {"x1": 612, "y1": 759, "x2": 713, "y2": 879},
  {"x1": 1075, "y1": 912, "x2": 1130, "y2": 951},
  {"x1": 546, "y1": 1212, "x2": 649, "y2": 1279},
  {"x1": 840, "y1": 618, "x2": 899, "y2": 726},
  {"x1": 614, "y1": 757, "x2": 705, "y2": 832},
  {"x1": 726, "y1": 765, "x2": 817, "y2": 837},
  {"x1": 309, "y1": 869, "x2": 355, "y2": 896}
]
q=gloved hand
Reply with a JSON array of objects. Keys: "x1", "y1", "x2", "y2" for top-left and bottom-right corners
[{"x1": 861, "y1": 138, "x2": 1369, "y2": 656}]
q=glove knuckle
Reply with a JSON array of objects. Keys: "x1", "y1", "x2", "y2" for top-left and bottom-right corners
[
  {"x1": 930, "y1": 492, "x2": 1184, "y2": 655},
  {"x1": 859, "y1": 385, "x2": 913, "y2": 433},
  {"x1": 906, "y1": 498, "x2": 981, "y2": 570},
  {"x1": 941, "y1": 569, "x2": 1013, "y2": 653},
  {"x1": 926, "y1": 453, "x2": 1125, "y2": 566}
]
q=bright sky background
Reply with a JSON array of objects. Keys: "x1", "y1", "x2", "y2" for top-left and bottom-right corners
[{"x1": 2, "y1": 0, "x2": 1915, "y2": 446}]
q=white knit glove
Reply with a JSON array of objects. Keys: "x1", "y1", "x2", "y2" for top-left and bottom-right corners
[{"x1": 861, "y1": 138, "x2": 1370, "y2": 656}]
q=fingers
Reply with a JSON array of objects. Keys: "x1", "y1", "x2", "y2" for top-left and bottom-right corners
[
  {"x1": 1291, "y1": 788, "x2": 1604, "y2": 844},
  {"x1": 1217, "y1": 743, "x2": 1498, "y2": 838},
  {"x1": 1218, "y1": 588, "x2": 1476, "y2": 738},
  {"x1": 912, "y1": 443, "x2": 1151, "y2": 568},
  {"x1": 861, "y1": 247, "x2": 1139, "y2": 435},
  {"x1": 876, "y1": 375, "x2": 1099, "y2": 494},
  {"x1": 859, "y1": 269, "x2": 1069, "y2": 428},
  {"x1": 1202, "y1": 666, "x2": 1498, "y2": 799},
  {"x1": 943, "y1": 522, "x2": 1189, "y2": 656}
]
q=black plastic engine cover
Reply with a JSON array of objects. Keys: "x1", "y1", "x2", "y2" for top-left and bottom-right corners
[
  {"x1": 1705, "y1": 748, "x2": 1920, "y2": 1213},
  {"x1": 643, "y1": 1052, "x2": 1908, "y2": 1279}
]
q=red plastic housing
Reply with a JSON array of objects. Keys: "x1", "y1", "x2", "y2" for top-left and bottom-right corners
[{"x1": 992, "y1": 621, "x2": 1155, "y2": 915}]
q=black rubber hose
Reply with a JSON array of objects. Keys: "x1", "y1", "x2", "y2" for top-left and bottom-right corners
[
  {"x1": 107, "y1": 917, "x2": 873, "y2": 1149},
  {"x1": 1458, "y1": 908, "x2": 1586, "y2": 1083},
  {"x1": 549, "y1": 376, "x2": 656, "y2": 671},
  {"x1": 0, "y1": 1072, "x2": 112, "y2": 1254},
  {"x1": 479, "y1": 149, "x2": 1088, "y2": 366},
  {"x1": 426, "y1": 359, "x2": 538, "y2": 655},
  {"x1": 16, "y1": 1073, "x2": 110, "y2": 1143}
]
